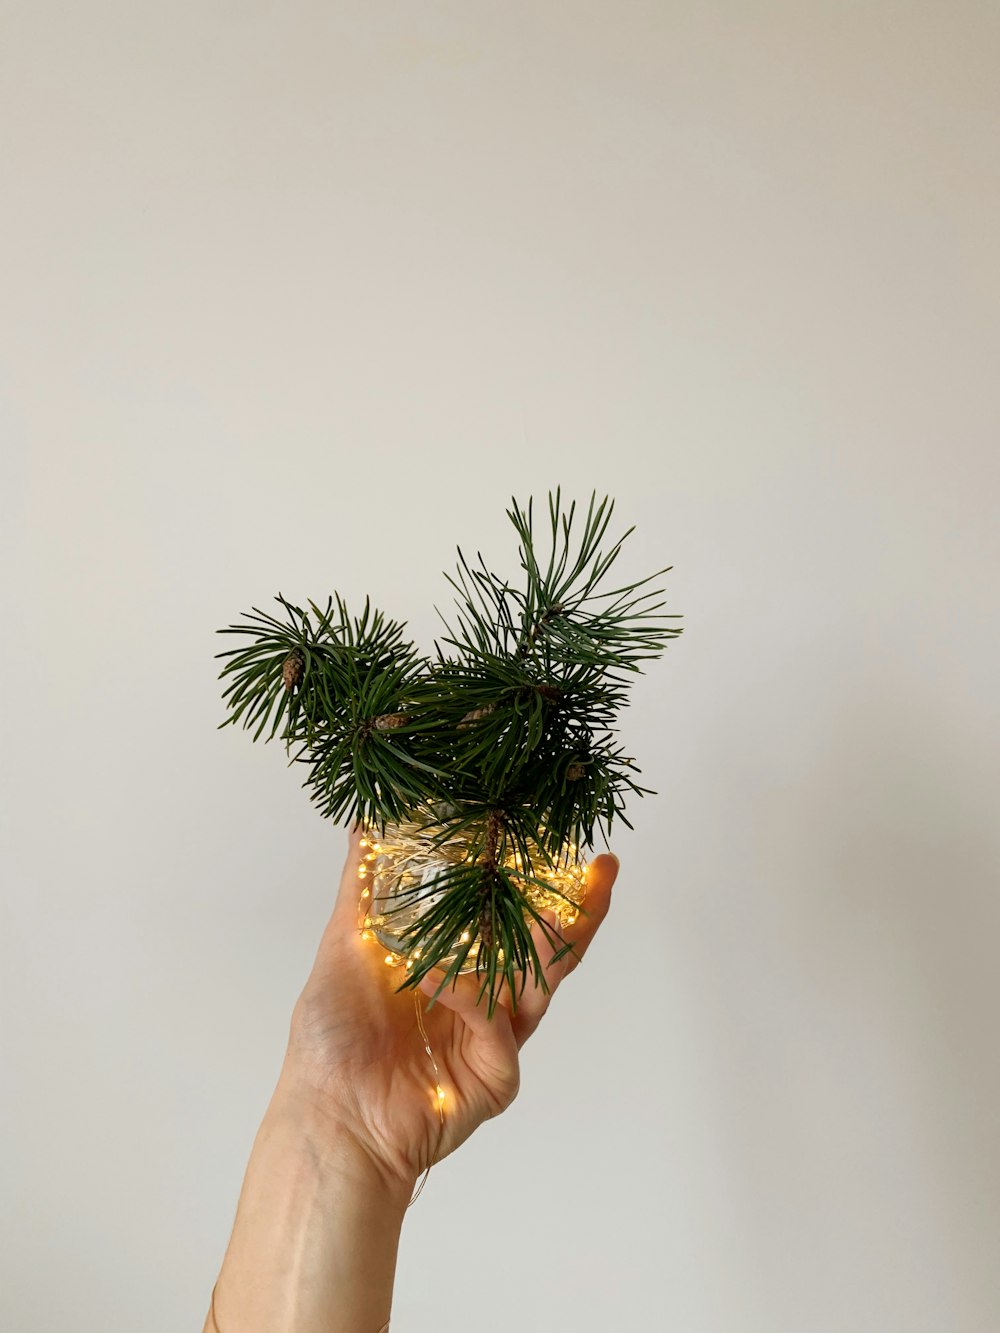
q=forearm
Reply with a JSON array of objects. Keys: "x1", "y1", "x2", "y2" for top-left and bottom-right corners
[{"x1": 205, "y1": 1080, "x2": 415, "y2": 1333}]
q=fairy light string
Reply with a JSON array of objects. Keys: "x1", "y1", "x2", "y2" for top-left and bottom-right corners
[
  {"x1": 358, "y1": 832, "x2": 447, "y2": 1206},
  {"x1": 361, "y1": 824, "x2": 588, "y2": 1333},
  {"x1": 359, "y1": 822, "x2": 586, "y2": 978},
  {"x1": 215, "y1": 830, "x2": 579, "y2": 1333},
  {"x1": 360, "y1": 832, "x2": 445, "y2": 1333},
  {"x1": 210, "y1": 839, "x2": 446, "y2": 1333}
]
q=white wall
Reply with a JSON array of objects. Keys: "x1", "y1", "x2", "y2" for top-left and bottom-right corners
[{"x1": 3, "y1": 4, "x2": 999, "y2": 1330}]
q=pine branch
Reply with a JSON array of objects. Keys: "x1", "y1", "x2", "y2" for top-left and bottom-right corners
[
  {"x1": 215, "y1": 491, "x2": 684, "y2": 1006},
  {"x1": 216, "y1": 593, "x2": 447, "y2": 827}
]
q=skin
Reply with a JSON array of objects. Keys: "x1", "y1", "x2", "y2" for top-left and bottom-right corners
[{"x1": 204, "y1": 825, "x2": 619, "y2": 1332}]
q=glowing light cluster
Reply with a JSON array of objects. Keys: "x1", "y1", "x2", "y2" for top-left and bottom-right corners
[
  {"x1": 355, "y1": 817, "x2": 588, "y2": 974},
  {"x1": 354, "y1": 831, "x2": 453, "y2": 1212}
]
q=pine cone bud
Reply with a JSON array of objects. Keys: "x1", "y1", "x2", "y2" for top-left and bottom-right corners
[
  {"x1": 459, "y1": 703, "x2": 498, "y2": 729},
  {"x1": 373, "y1": 712, "x2": 411, "y2": 730},
  {"x1": 282, "y1": 649, "x2": 304, "y2": 692},
  {"x1": 566, "y1": 761, "x2": 587, "y2": 782}
]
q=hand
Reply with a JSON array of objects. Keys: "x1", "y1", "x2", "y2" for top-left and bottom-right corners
[{"x1": 279, "y1": 825, "x2": 620, "y2": 1196}]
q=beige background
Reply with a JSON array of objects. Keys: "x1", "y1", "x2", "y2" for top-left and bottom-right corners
[{"x1": 3, "y1": 3, "x2": 999, "y2": 1331}]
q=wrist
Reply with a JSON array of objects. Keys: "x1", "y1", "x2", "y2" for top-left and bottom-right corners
[
  {"x1": 211, "y1": 1076, "x2": 412, "y2": 1333},
  {"x1": 267, "y1": 1069, "x2": 417, "y2": 1213}
]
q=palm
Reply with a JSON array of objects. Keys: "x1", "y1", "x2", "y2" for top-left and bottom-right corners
[{"x1": 287, "y1": 827, "x2": 618, "y2": 1187}]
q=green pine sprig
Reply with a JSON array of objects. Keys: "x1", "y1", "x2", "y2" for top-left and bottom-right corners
[{"x1": 215, "y1": 491, "x2": 683, "y2": 1013}]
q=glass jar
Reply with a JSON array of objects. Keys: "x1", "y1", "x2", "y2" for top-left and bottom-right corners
[{"x1": 357, "y1": 816, "x2": 588, "y2": 973}]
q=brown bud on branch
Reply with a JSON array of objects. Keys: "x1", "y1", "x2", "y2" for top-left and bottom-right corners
[
  {"x1": 373, "y1": 712, "x2": 412, "y2": 730},
  {"x1": 458, "y1": 703, "x2": 498, "y2": 728},
  {"x1": 282, "y1": 650, "x2": 304, "y2": 692}
]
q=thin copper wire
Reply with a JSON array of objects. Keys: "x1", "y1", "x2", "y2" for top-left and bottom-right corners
[{"x1": 409, "y1": 988, "x2": 447, "y2": 1205}]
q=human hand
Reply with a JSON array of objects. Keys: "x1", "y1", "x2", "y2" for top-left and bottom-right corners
[{"x1": 279, "y1": 825, "x2": 620, "y2": 1197}]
